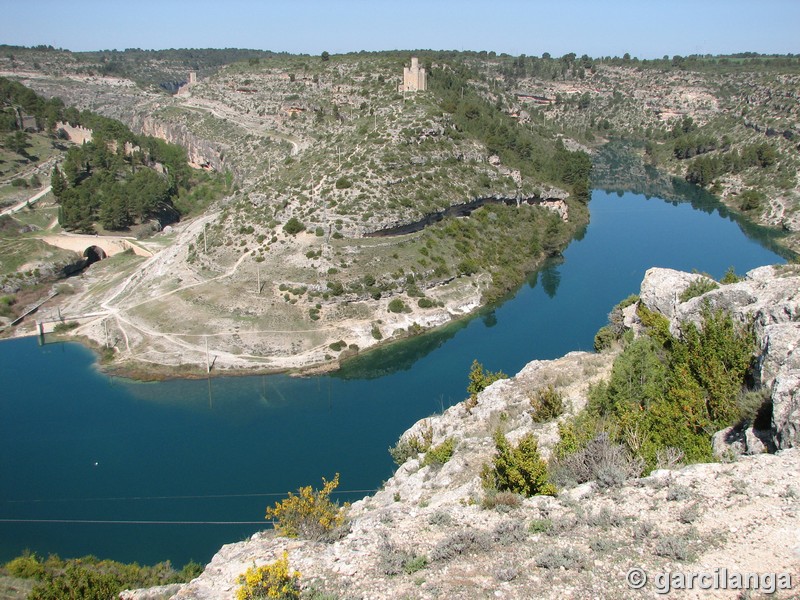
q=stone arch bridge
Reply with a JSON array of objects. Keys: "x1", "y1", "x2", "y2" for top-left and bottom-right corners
[{"x1": 41, "y1": 234, "x2": 153, "y2": 260}]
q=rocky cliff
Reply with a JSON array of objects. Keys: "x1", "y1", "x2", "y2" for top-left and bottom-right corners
[
  {"x1": 127, "y1": 113, "x2": 228, "y2": 175},
  {"x1": 126, "y1": 265, "x2": 800, "y2": 600}
]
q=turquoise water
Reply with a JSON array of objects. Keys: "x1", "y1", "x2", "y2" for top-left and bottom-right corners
[{"x1": 0, "y1": 189, "x2": 786, "y2": 566}]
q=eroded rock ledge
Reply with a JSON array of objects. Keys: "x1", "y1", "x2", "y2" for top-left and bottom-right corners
[{"x1": 145, "y1": 265, "x2": 799, "y2": 600}]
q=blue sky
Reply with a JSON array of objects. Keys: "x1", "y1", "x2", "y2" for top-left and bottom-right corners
[{"x1": 2, "y1": 0, "x2": 798, "y2": 58}]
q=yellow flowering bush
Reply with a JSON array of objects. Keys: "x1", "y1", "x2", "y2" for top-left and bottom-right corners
[
  {"x1": 265, "y1": 474, "x2": 349, "y2": 540},
  {"x1": 237, "y1": 552, "x2": 300, "y2": 600}
]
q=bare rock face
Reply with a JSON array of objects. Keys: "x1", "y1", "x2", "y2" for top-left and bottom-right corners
[
  {"x1": 118, "y1": 584, "x2": 185, "y2": 599},
  {"x1": 712, "y1": 424, "x2": 771, "y2": 457},
  {"x1": 759, "y1": 323, "x2": 800, "y2": 388},
  {"x1": 773, "y1": 373, "x2": 800, "y2": 450},
  {"x1": 128, "y1": 114, "x2": 228, "y2": 174},
  {"x1": 638, "y1": 267, "x2": 707, "y2": 318}
]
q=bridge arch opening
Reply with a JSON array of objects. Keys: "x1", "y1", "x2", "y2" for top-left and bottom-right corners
[{"x1": 83, "y1": 245, "x2": 107, "y2": 266}]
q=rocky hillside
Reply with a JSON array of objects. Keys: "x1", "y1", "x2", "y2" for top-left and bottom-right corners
[
  {"x1": 505, "y1": 58, "x2": 800, "y2": 253},
  {"x1": 141, "y1": 264, "x2": 799, "y2": 600},
  {"x1": 4, "y1": 53, "x2": 590, "y2": 376}
]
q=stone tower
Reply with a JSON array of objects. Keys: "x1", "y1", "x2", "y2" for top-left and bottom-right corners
[
  {"x1": 399, "y1": 57, "x2": 427, "y2": 92},
  {"x1": 188, "y1": 71, "x2": 197, "y2": 85}
]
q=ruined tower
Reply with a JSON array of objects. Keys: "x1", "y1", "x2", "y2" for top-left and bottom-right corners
[{"x1": 399, "y1": 57, "x2": 427, "y2": 92}]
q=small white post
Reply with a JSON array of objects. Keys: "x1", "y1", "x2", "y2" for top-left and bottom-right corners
[{"x1": 205, "y1": 336, "x2": 210, "y2": 373}]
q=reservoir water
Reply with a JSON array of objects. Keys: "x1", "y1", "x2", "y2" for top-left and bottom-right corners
[{"x1": 0, "y1": 187, "x2": 788, "y2": 567}]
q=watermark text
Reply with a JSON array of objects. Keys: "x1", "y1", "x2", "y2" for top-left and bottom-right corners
[{"x1": 626, "y1": 567, "x2": 793, "y2": 595}]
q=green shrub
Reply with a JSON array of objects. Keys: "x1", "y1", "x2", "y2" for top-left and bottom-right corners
[
  {"x1": 529, "y1": 385, "x2": 564, "y2": 423},
  {"x1": 0, "y1": 295, "x2": 16, "y2": 318},
  {"x1": 528, "y1": 518, "x2": 553, "y2": 534},
  {"x1": 552, "y1": 411, "x2": 600, "y2": 460},
  {"x1": 593, "y1": 324, "x2": 617, "y2": 352},
  {"x1": 599, "y1": 292, "x2": 640, "y2": 349},
  {"x1": 387, "y1": 298, "x2": 406, "y2": 313},
  {"x1": 422, "y1": 437, "x2": 455, "y2": 467},
  {"x1": 466, "y1": 359, "x2": 507, "y2": 410},
  {"x1": 389, "y1": 422, "x2": 433, "y2": 465},
  {"x1": 584, "y1": 302, "x2": 755, "y2": 471},
  {"x1": 417, "y1": 297, "x2": 434, "y2": 308},
  {"x1": 679, "y1": 276, "x2": 719, "y2": 302},
  {"x1": 403, "y1": 555, "x2": 428, "y2": 574},
  {"x1": 736, "y1": 387, "x2": 771, "y2": 426},
  {"x1": 720, "y1": 266, "x2": 741, "y2": 284},
  {"x1": 283, "y1": 217, "x2": 305, "y2": 235},
  {"x1": 326, "y1": 281, "x2": 344, "y2": 296},
  {"x1": 53, "y1": 321, "x2": 79, "y2": 333},
  {"x1": 6, "y1": 552, "x2": 46, "y2": 579},
  {"x1": 482, "y1": 431, "x2": 557, "y2": 497},
  {"x1": 14, "y1": 554, "x2": 200, "y2": 600},
  {"x1": 671, "y1": 304, "x2": 755, "y2": 427},
  {"x1": 335, "y1": 177, "x2": 352, "y2": 189},
  {"x1": 636, "y1": 303, "x2": 673, "y2": 346},
  {"x1": 738, "y1": 189, "x2": 765, "y2": 212}
]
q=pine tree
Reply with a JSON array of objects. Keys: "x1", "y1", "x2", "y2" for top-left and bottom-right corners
[{"x1": 50, "y1": 165, "x2": 66, "y2": 199}]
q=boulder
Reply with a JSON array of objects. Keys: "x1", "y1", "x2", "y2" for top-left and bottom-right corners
[
  {"x1": 118, "y1": 584, "x2": 185, "y2": 599},
  {"x1": 712, "y1": 425, "x2": 771, "y2": 458},
  {"x1": 772, "y1": 373, "x2": 800, "y2": 450},
  {"x1": 758, "y1": 322, "x2": 800, "y2": 388},
  {"x1": 639, "y1": 267, "x2": 707, "y2": 319}
]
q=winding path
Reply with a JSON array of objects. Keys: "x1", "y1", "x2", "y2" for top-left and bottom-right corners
[{"x1": 0, "y1": 185, "x2": 52, "y2": 217}]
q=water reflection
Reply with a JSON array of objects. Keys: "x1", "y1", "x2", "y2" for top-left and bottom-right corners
[
  {"x1": 333, "y1": 317, "x2": 467, "y2": 380},
  {"x1": 540, "y1": 257, "x2": 564, "y2": 299},
  {"x1": 592, "y1": 141, "x2": 795, "y2": 261}
]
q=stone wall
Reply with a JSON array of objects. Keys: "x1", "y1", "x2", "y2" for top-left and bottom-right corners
[{"x1": 55, "y1": 120, "x2": 93, "y2": 145}]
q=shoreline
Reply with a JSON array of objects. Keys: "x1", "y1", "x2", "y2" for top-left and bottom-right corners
[
  {"x1": 4, "y1": 175, "x2": 794, "y2": 383},
  {"x1": 1, "y1": 282, "x2": 499, "y2": 383},
  {"x1": 4, "y1": 148, "x2": 794, "y2": 383}
]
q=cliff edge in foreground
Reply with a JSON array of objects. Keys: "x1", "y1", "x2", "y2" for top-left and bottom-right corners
[{"x1": 149, "y1": 265, "x2": 799, "y2": 600}]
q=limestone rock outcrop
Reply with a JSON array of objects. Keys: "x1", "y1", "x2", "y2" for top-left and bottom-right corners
[
  {"x1": 128, "y1": 114, "x2": 227, "y2": 174},
  {"x1": 639, "y1": 267, "x2": 708, "y2": 319}
]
